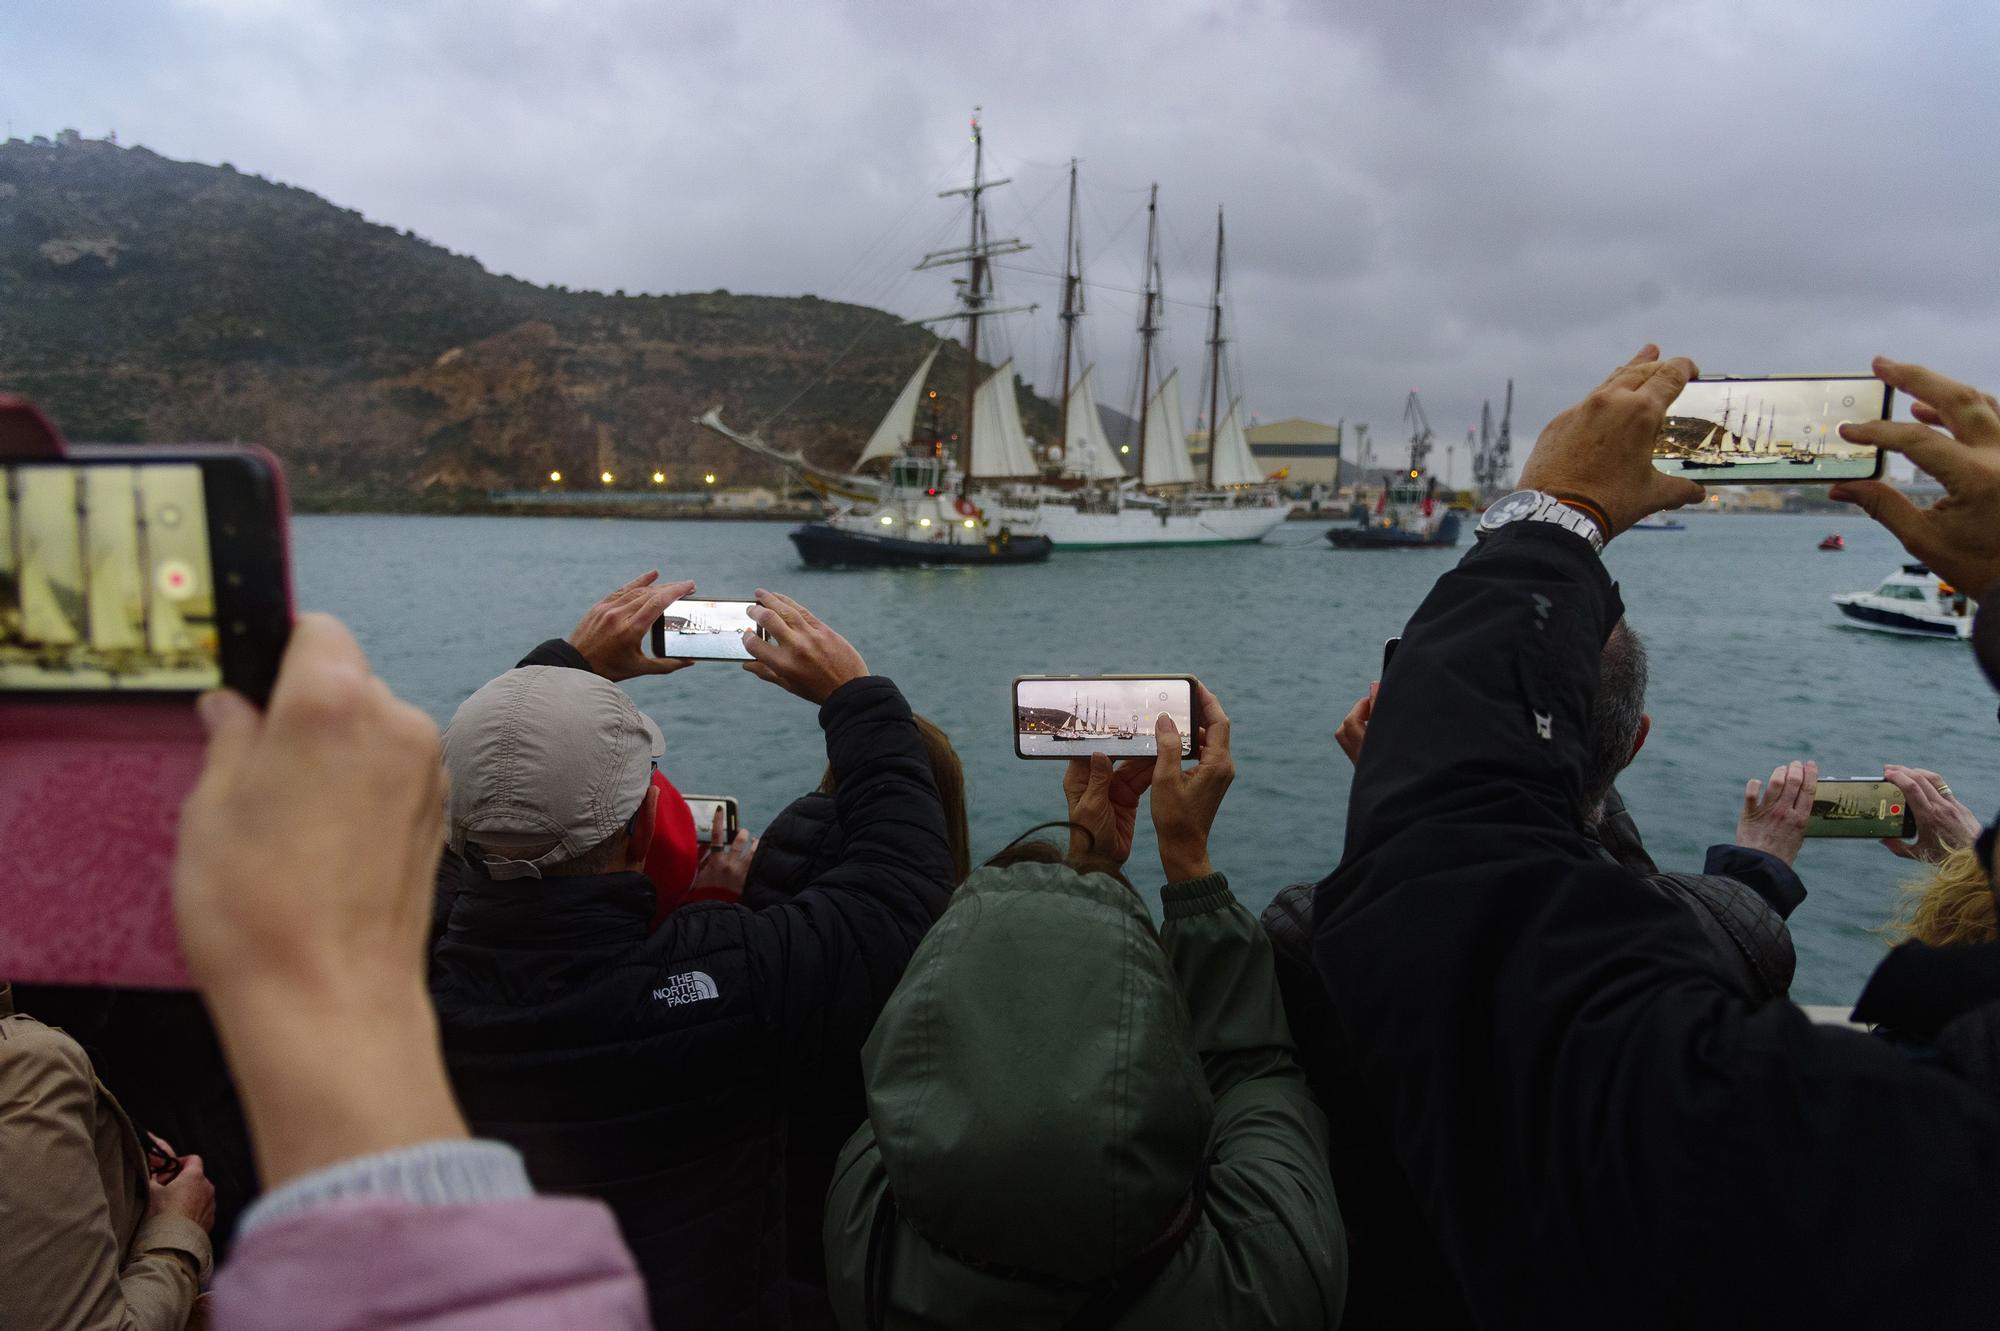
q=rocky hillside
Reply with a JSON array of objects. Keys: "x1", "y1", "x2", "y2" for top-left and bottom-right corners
[{"x1": 0, "y1": 130, "x2": 1056, "y2": 507}]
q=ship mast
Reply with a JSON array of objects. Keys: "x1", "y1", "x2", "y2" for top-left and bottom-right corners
[
  {"x1": 1057, "y1": 158, "x2": 1083, "y2": 468},
  {"x1": 915, "y1": 109, "x2": 1033, "y2": 491},
  {"x1": 1204, "y1": 206, "x2": 1226, "y2": 489},
  {"x1": 1134, "y1": 184, "x2": 1161, "y2": 486}
]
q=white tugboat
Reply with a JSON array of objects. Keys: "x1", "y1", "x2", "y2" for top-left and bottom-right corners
[{"x1": 1832, "y1": 563, "x2": 1973, "y2": 639}]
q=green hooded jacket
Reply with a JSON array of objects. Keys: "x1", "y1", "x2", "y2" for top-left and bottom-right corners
[{"x1": 824, "y1": 864, "x2": 1346, "y2": 1329}]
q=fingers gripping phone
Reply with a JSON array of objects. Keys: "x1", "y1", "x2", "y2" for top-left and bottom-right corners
[
  {"x1": 1013, "y1": 675, "x2": 1199, "y2": 760},
  {"x1": 1803, "y1": 779, "x2": 1917, "y2": 839},
  {"x1": 650, "y1": 598, "x2": 765, "y2": 662},
  {"x1": 683, "y1": 795, "x2": 741, "y2": 843},
  {"x1": 0, "y1": 402, "x2": 294, "y2": 988},
  {"x1": 1653, "y1": 375, "x2": 1892, "y2": 484}
]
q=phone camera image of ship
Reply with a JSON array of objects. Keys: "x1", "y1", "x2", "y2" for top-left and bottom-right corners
[
  {"x1": 1326, "y1": 391, "x2": 1463, "y2": 549},
  {"x1": 1831, "y1": 563, "x2": 1972, "y2": 639},
  {"x1": 1654, "y1": 382, "x2": 1883, "y2": 481}
]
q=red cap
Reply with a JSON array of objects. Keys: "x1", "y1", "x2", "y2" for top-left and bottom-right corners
[{"x1": 642, "y1": 767, "x2": 702, "y2": 928}]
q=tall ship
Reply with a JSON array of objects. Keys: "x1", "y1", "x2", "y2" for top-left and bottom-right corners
[
  {"x1": 1326, "y1": 391, "x2": 1463, "y2": 549},
  {"x1": 697, "y1": 115, "x2": 1290, "y2": 562}
]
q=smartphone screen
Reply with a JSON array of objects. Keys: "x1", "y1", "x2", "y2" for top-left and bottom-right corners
[
  {"x1": 683, "y1": 795, "x2": 740, "y2": 841},
  {"x1": 3, "y1": 462, "x2": 222, "y2": 691},
  {"x1": 1804, "y1": 779, "x2": 1915, "y2": 838},
  {"x1": 651, "y1": 598, "x2": 759, "y2": 661},
  {"x1": 1654, "y1": 376, "x2": 1890, "y2": 484},
  {"x1": 1014, "y1": 675, "x2": 1196, "y2": 759}
]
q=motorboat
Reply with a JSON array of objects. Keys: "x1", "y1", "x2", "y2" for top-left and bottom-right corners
[
  {"x1": 1630, "y1": 516, "x2": 1686, "y2": 532},
  {"x1": 1832, "y1": 563, "x2": 1971, "y2": 638},
  {"x1": 1818, "y1": 534, "x2": 1846, "y2": 551}
]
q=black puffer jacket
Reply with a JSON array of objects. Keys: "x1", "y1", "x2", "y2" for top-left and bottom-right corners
[{"x1": 429, "y1": 675, "x2": 954, "y2": 1331}]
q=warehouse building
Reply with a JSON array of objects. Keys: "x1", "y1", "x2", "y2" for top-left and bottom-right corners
[{"x1": 1187, "y1": 417, "x2": 1342, "y2": 488}]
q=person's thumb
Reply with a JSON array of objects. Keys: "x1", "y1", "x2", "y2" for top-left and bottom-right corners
[
  {"x1": 1828, "y1": 479, "x2": 1926, "y2": 551},
  {"x1": 1648, "y1": 472, "x2": 1704, "y2": 515},
  {"x1": 635, "y1": 655, "x2": 692, "y2": 676},
  {"x1": 1088, "y1": 750, "x2": 1113, "y2": 793},
  {"x1": 1153, "y1": 713, "x2": 1181, "y2": 785},
  {"x1": 195, "y1": 689, "x2": 260, "y2": 773}
]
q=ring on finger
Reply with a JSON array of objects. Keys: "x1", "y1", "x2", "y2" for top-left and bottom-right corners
[{"x1": 1937, "y1": 783, "x2": 1953, "y2": 795}]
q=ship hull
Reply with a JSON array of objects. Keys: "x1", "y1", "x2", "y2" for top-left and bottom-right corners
[
  {"x1": 789, "y1": 522, "x2": 1053, "y2": 569},
  {"x1": 1326, "y1": 512, "x2": 1463, "y2": 549},
  {"x1": 996, "y1": 496, "x2": 1292, "y2": 549}
]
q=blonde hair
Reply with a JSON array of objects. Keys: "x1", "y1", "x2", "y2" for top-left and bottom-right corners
[{"x1": 1881, "y1": 847, "x2": 1997, "y2": 949}]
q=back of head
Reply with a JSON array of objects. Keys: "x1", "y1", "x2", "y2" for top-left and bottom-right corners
[
  {"x1": 860, "y1": 861, "x2": 1211, "y2": 1285},
  {"x1": 1582, "y1": 619, "x2": 1648, "y2": 821},
  {"x1": 441, "y1": 666, "x2": 663, "y2": 881}
]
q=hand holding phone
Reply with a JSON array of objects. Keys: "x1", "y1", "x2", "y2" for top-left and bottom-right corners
[
  {"x1": 1149, "y1": 683, "x2": 1234, "y2": 883},
  {"x1": 568, "y1": 571, "x2": 697, "y2": 680}
]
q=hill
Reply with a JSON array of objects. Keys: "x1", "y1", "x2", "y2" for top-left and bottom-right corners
[{"x1": 0, "y1": 129, "x2": 1058, "y2": 507}]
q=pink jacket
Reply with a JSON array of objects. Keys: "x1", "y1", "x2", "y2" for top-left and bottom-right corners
[{"x1": 214, "y1": 1196, "x2": 650, "y2": 1331}]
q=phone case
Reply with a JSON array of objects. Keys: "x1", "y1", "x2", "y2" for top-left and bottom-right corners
[{"x1": 0, "y1": 398, "x2": 294, "y2": 988}]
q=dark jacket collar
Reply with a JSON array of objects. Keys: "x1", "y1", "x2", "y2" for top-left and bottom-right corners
[
  {"x1": 445, "y1": 868, "x2": 656, "y2": 952},
  {"x1": 1852, "y1": 940, "x2": 2000, "y2": 1039}
]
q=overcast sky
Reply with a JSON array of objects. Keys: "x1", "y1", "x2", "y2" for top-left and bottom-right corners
[{"x1": 8, "y1": 0, "x2": 1997, "y2": 485}]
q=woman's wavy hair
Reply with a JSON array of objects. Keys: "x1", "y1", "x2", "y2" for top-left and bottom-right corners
[{"x1": 1880, "y1": 846, "x2": 1997, "y2": 949}]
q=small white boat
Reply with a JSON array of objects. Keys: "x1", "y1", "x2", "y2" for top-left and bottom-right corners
[
  {"x1": 1832, "y1": 563, "x2": 1972, "y2": 639},
  {"x1": 1630, "y1": 516, "x2": 1686, "y2": 531}
]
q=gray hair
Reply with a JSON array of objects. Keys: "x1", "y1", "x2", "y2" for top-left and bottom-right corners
[{"x1": 1582, "y1": 619, "x2": 1648, "y2": 821}]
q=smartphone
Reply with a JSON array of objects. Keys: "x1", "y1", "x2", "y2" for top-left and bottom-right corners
[
  {"x1": 650, "y1": 598, "x2": 763, "y2": 662},
  {"x1": 1804, "y1": 779, "x2": 1917, "y2": 839},
  {"x1": 1654, "y1": 375, "x2": 1891, "y2": 484},
  {"x1": 1013, "y1": 675, "x2": 1199, "y2": 760},
  {"x1": 0, "y1": 442, "x2": 293, "y2": 989},
  {"x1": 1382, "y1": 637, "x2": 1399, "y2": 677},
  {"x1": 684, "y1": 794, "x2": 740, "y2": 843},
  {"x1": 1, "y1": 450, "x2": 291, "y2": 703}
]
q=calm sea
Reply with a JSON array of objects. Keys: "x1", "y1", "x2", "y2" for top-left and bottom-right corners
[{"x1": 294, "y1": 511, "x2": 1996, "y2": 1006}]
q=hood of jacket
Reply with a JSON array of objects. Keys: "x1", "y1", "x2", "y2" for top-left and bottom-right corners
[{"x1": 843, "y1": 861, "x2": 1212, "y2": 1294}]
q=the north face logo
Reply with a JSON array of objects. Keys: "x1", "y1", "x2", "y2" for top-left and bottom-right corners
[{"x1": 653, "y1": 971, "x2": 719, "y2": 1006}]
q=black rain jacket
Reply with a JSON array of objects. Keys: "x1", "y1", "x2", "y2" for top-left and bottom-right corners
[{"x1": 1312, "y1": 524, "x2": 2000, "y2": 1327}]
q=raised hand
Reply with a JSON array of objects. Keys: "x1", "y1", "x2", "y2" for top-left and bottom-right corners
[
  {"x1": 691, "y1": 807, "x2": 758, "y2": 899},
  {"x1": 1881, "y1": 764, "x2": 1982, "y2": 862},
  {"x1": 1734, "y1": 759, "x2": 1817, "y2": 866},
  {"x1": 742, "y1": 590, "x2": 869, "y2": 704},
  {"x1": 1062, "y1": 752, "x2": 1155, "y2": 871},
  {"x1": 1335, "y1": 684, "x2": 1376, "y2": 766},
  {"x1": 1149, "y1": 684, "x2": 1234, "y2": 883},
  {"x1": 566, "y1": 570, "x2": 698, "y2": 680},
  {"x1": 1518, "y1": 345, "x2": 1705, "y2": 538},
  {"x1": 175, "y1": 614, "x2": 468, "y2": 1189},
  {"x1": 1830, "y1": 358, "x2": 2000, "y2": 599}
]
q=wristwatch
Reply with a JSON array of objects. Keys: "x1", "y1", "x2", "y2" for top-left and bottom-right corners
[{"x1": 1476, "y1": 490, "x2": 1605, "y2": 553}]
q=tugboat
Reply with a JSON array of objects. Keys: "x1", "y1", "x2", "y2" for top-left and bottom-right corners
[
  {"x1": 1327, "y1": 391, "x2": 1462, "y2": 549},
  {"x1": 1818, "y1": 534, "x2": 1846, "y2": 551},
  {"x1": 1832, "y1": 563, "x2": 1971, "y2": 638}
]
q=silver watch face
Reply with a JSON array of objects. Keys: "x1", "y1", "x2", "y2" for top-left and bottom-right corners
[{"x1": 1479, "y1": 490, "x2": 1543, "y2": 530}]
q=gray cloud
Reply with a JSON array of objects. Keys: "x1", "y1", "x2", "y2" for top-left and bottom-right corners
[{"x1": 6, "y1": 0, "x2": 1998, "y2": 485}]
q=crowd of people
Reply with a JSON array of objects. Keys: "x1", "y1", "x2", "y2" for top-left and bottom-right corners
[{"x1": 5, "y1": 350, "x2": 2000, "y2": 1328}]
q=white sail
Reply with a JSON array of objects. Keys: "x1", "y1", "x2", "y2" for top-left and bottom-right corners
[
  {"x1": 969, "y1": 359, "x2": 1040, "y2": 479},
  {"x1": 1141, "y1": 369, "x2": 1196, "y2": 487},
  {"x1": 1207, "y1": 398, "x2": 1264, "y2": 488},
  {"x1": 855, "y1": 346, "x2": 941, "y2": 468},
  {"x1": 1064, "y1": 365, "x2": 1125, "y2": 482}
]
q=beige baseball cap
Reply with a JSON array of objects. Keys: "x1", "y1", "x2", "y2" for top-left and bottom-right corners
[{"x1": 441, "y1": 666, "x2": 664, "y2": 881}]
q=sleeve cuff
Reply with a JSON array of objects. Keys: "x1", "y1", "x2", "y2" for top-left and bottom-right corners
[
  {"x1": 1161, "y1": 872, "x2": 1233, "y2": 919},
  {"x1": 236, "y1": 1139, "x2": 534, "y2": 1238},
  {"x1": 133, "y1": 1212, "x2": 214, "y2": 1282},
  {"x1": 517, "y1": 638, "x2": 593, "y2": 671},
  {"x1": 1704, "y1": 843, "x2": 1808, "y2": 917}
]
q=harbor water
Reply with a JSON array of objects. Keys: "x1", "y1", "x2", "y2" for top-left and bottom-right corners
[{"x1": 296, "y1": 510, "x2": 1996, "y2": 1007}]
